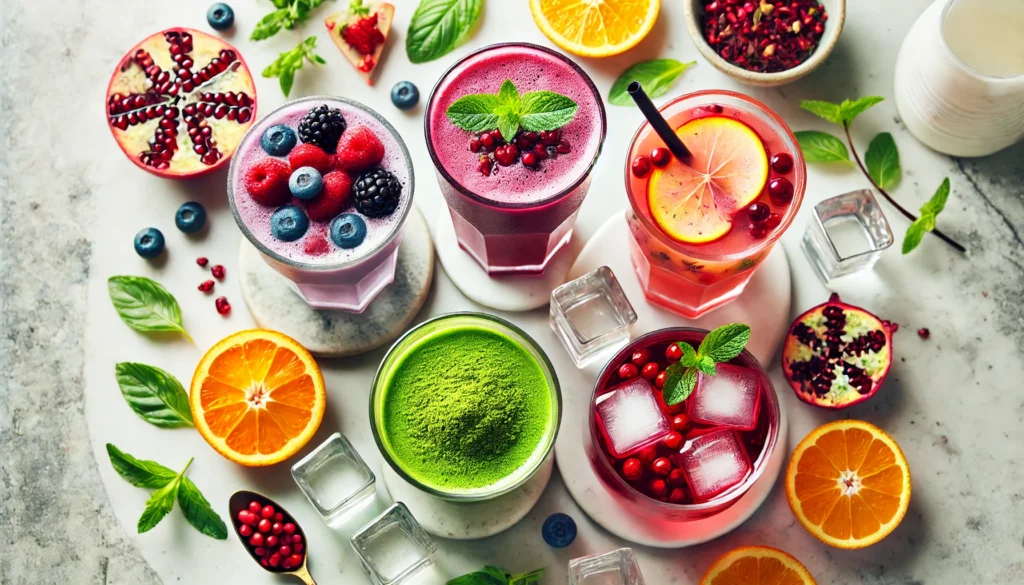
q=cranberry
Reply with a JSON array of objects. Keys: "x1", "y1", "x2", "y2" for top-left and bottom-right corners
[
  {"x1": 283, "y1": 523, "x2": 297, "y2": 535},
  {"x1": 212, "y1": 264, "x2": 226, "y2": 279},
  {"x1": 618, "y1": 363, "x2": 639, "y2": 379},
  {"x1": 651, "y1": 457, "x2": 672, "y2": 476},
  {"x1": 238, "y1": 524, "x2": 253, "y2": 537},
  {"x1": 631, "y1": 350, "x2": 650, "y2": 365},
  {"x1": 667, "y1": 468, "x2": 687, "y2": 488},
  {"x1": 269, "y1": 553, "x2": 281, "y2": 568},
  {"x1": 671, "y1": 414, "x2": 691, "y2": 432},
  {"x1": 522, "y1": 150, "x2": 539, "y2": 168},
  {"x1": 650, "y1": 147, "x2": 671, "y2": 167},
  {"x1": 668, "y1": 488, "x2": 687, "y2": 503},
  {"x1": 494, "y1": 144, "x2": 519, "y2": 166},
  {"x1": 655, "y1": 370, "x2": 667, "y2": 389},
  {"x1": 254, "y1": 547, "x2": 267, "y2": 557},
  {"x1": 622, "y1": 457, "x2": 643, "y2": 479},
  {"x1": 768, "y1": 177, "x2": 794, "y2": 205},
  {"x1": 663, "y1": 431, "x2": 683, "y2": 450},
  {"x1": 747, "y1": 202, "x2": 770, "y2": 224},
  {"x1": 289, "y1": 554, "x2": 304, "y2": 568},
  {"x1": 266, "y1": 535, "x2": 279, "y2": 548},
  {"x1": 556, "y1": 140, "x2": 571, "y2": 154},
  {"x1": 250, "y1": 533, "x2": 264, "y2": 547},
  {"x1": 196, "y1": 257, "x2": 209, "y2": 267},
  {"x1": 480, "y1": 132, "x2": 494, "y2": 149},
  {"x1": 198, "y1": 279, "x2": 215, "y2": 292},
  {"x1": 272, "y1": 522, "x2": 283, "y2": 535},
  {"x1": 279, "y1": 545, "x2": 292, "y2": 557},
  {"x1": 766, "y1": 213, "x2": 783, "y2": 229},
  {"x1": 215, "y1": 296, "x2": 231, "y2": 315},
  {"x1": 631, "y1": 155, "x2": 651, "y2": 178},
  {"x1": 666, "y1": 343, "x2": 684, "y2": 362},
  {"x1": 771, "y1": 152, "x2": 793, "y2": 173},
  {"x1": 258, "y1": 519, "x2": 272, "y2": 533},
  {"x1": 637, "y1": 446, "x2": 657, "y2": 466},
  {"x1": 248, "y1": 501, "x2": 262, "y2": 514},
  {"x1": 273, "y1": 512, "x2": 284, "y2": 523},
  {"x1": 918, "y1": 327, "x2": 930, "y2": 339},
  {"x1": 641, "y1": 362, "x2": 660, "y2": 380},
  {"x1": 648, "y1": 478, "x2": 668, "y2": 498}
]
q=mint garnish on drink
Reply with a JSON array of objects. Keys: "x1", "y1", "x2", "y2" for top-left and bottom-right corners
[
  {"x1": 446, "y1": 79, "x2": 578, "y2": 142},
  {"x1": 447, "y1": 565, "x2": 544, "y2": 585},
  {"x1": 663, "y1": 323, "x2": 752, "y2": 405}
]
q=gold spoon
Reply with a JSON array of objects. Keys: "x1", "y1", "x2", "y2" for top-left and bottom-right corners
[{"x1": 229, "y1": 490, "x2": 317, "y2": 585}]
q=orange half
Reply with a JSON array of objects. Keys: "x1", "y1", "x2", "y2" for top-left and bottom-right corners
[
  {"x1": 649, "y1": 116, "x2": 769, "y2": 244},
  {"x1": 190, "y1": 330, "x2": 326, "y2": 467},
  {"x1": 529, "y1": 0, "x2": 660, "y2": 58},
  {"x1": 786, "y1": 420, "x2": 911, "y2": 549},
  {"x1": 701, "y1": 546, "x2": 817, "y2": 585}
]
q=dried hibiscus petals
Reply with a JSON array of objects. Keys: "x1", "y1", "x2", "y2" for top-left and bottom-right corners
[{"x1": 701, "y1": 0, "x2": 828, "y2": 73}]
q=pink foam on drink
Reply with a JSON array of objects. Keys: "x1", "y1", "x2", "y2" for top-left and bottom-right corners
[
  {"x1": 232, "y1": 99, "x2": 411, "y2": 266},
  {"x1": 687, "y1": 363, "x2": 762, "y2": 431},
  {"x1": 427, "y1": 44, "x2": 603, "y2": 205},
  {"x1": 676, "y1": 430, "x2": 752, "y2": 502}
]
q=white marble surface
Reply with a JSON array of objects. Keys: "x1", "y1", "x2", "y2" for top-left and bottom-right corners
[{"x1": 4, "y1": 1, "x2": 1024, "y2": 584}]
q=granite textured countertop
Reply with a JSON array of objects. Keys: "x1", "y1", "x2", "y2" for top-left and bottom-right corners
[{"x1": 2, "y1": 0, "x2": 1023, "y2": 584}]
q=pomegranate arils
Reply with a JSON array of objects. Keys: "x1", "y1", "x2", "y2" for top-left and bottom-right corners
[
  {"x1": 494, "y1": 144, "x2": 519, "y2": 166},
  {"x1": 917, "y1": 327, "x2": 930, "y2": 339},
  {"x1": 211, "y1": 264, "x2": 226, "y2": 280},
  {"x1": 618, "y1": 363, "x2": 638, "y2": 380},
  {"x1": 198, "y1": 279, "x2": 215, "y2": 292},
  {"x1": 215, "y1": 296, "x2": 231, "y2": 315}
]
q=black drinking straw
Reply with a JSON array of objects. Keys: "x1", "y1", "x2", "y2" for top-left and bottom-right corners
[{"x1": 628, "y1": 82, "x2": 692, "y2": 165}]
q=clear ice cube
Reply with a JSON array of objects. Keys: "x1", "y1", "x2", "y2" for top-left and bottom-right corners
[
  {"x1": 291, "y1": 432, "x2": 375, "y2": 524},
  {"x1": 677, "y1": 430, "x2": 751, "y2": 502},
  {"x1": 350, "y1": 503, "x2": 436, "y2": 585},
  {"x1": 686, "y1": 363, "x2": 762, "y2": 430},
  {"x1": 596, "y1": 378, "x2": 670, "y2": 458},
  {"x1": 569, "y1": 548, "x2": 646, "y2": 585}
]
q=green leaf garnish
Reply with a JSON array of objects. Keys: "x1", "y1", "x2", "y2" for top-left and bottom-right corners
[
  {"x1": 865, "y1": 132, "x2": 901, "y2": 189},
  {"x1": 903, "y1": 178, "x2": 951, "y2": 254},
  {"x1": 407, "y1": 0, "x2": 483, "y2": 64},
  {"x1": 447, "y1": 566, "x2": 543, "y2": 585},
  {"x1": 106, "y1": 444, "x2": 178, "y2": 489},
  {"x1": 108, "y1": 276, "x2": 192, "y2": 342},
  {"x1": 794, "y1": 130, "x2": 851, "y2": 164},
  {"x1": 446, "y1": 80, "x2": 578, "y2": 141},
  {"x1": 178, "y1": 476, "x2": 229, "y2": 539},
  {"x1": 509, "y1": 568, "x2": 545, "y2": 585},
  {"x1": 677, "y1": 342, "x2": 698, "y2": 367},
  {"x1": 663, "y1": 323, "x2": 752, "y2": 406},
  {"x1": 698, "y1": 323, "x2": 752, "y2": 363},
  {"x1": 608, "y1": 59, "x2": 696, "y2": 106},
  {"x1": 115, "y1": 362, "x2": 194, "y2": 428},
  {"x1": 520, "y1": 91, "x2": 578, "y2": 132},
  {"x1": 348, "y1": 0, "x2": 371, "y2": 17},
  {"x1": 800, "y1": 96, "x2": 884, "y2": 127},
  {"x1": 262, "y1": 36, "x2": 325, "y2": 97},
  {"x1": 138, "y1": 459, "x2": 189, "y2": 534},
  {"x1": 251, "y1": 0, "x2": 326, "y2": 41}
]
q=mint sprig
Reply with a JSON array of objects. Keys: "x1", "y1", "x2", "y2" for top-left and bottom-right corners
[
  {"x1": 251, "y1": 0, "x2": 329, "y2": 96},
  {"x1": 262, "y1": 36, "x2": 326, "y2": 97},
  {"x1": 663, "y1": 324, "x2": 751, "y2": 406},
  {"x1": 903, "y1": 178, "x2": 950, "y2": 254},
  {"x1": 447, "y1": 80, "x2": 578, "y2": 142},
  {"x1": 447, "y1": 566, "x2": 544, "y2": 585}
]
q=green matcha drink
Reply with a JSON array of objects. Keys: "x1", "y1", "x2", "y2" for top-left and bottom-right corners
[{"x1": 372, "y1": 313, "x2": 560, "y2": 499}]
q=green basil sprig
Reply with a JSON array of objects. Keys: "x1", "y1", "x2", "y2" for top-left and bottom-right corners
[
  {"x1": 115, "y1": 362, "x2": 194, "y2": 428},
  {"x1": 407, "y1": 0, "x2": 483, "y2": 64},
  {"x1": 108, "y1": 276, "x2": 192, "y2": 342}
]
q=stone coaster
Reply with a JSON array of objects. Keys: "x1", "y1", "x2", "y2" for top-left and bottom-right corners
[
  {"x1": 239, "y1": 206, "x2": 434, "y2": 357},
  {"x1": 380, "y1": 457, "x2": 554, "y2": 540}
]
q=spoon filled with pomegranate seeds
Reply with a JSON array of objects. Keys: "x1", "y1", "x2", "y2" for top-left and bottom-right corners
[{"x1": 229, "y1": 490, "x2": 316, "y2": 584}]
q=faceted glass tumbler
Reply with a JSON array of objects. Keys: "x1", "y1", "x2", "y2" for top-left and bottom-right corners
[
  {"x1": 291, "y1": 432, "x2": 375, "y2": 523},
  {"x1": 569, "y1": 548, "x2": 646, "y2": 585},
  {"x1": 802, "y1": 189, "x2": 893, "y2": 283},
  {"x1": 351, "y1": 503, "x2": 437, "y2": 585},
  {"x1": 551, "y1": 266, "x2": 638, "y2": 368}
]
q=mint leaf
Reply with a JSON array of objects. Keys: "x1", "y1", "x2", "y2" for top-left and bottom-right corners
[
  {"x1": 138, "y1": 460, "x2": 189, "y2": 534},
  {"x1": 664, "y1": 365, "x2": 698, "y2": 406},
  {"x1": 447, "y1": 94, "x2": 500, "y2": 132},
  {"x1": 481, "y1": 567, "x2": 509, "y2": 582},
  {"x1": 696, "y1": 355, "x2": 717, "y2": 376},
  {"x1": 447, "y1": 571, "x2": 506, "y2": 585},
  {"x1": 903, "y1": 178, "x2": 951, "y2": 254},
  {"x1": 902, "y1": 219, "x2": 928, "y2": 254},
  {"x1": 497, "y1": 113, "x2": 519, "y2": 143},
  {"x1": 800, "y1": 100, "x2": 843, "y2": 125},
  {"x1": 348, "y1": 0, "x2": 371, "y2": 17},
  {"x1": 509, "y1": 568, "x2": 544, "y2": 585},
  {"x1": 407, "y1": 0, "x2": 483, "y2": 64},
  {"x1": 608, "y1": 59, "x2": 696, "y2": 106},
  {"x1": 520, "y1": 91, "x2": 578, "y2": 132},
  {"x1": 677, "y1": 342, "x2": 698, "y2": 367},
  {"x1": 178, "y1": 477, "x2": 228, "y2": 540},
  {"x1": 865, "y1": 132, "x2": 901, "y2": 189},
  {"x1": 106, "y1": 444, "x2": 177, "y2": 489},
  {"x1": 496, "y1": 80, "x2": 520, "y2": 113},
  {"x1": 108, "y1": 276, "x2": 191, "y2": 342},
  {"x1": 839, "y1": 96, "x2": 884, "y2": 125},
  {"x1": 921, "y1": 177, "x2": 950, "y2": 216},
  {"x1": 263, "y1": 36, "x2": 324, "y2": 97},
  {"x1": 115, "y1": 363, "x2": 194, "y2": 428},
  {"x1": 698, "y1": 324, "x2": 751, "y2": 363},
  {"x1": 251, "y1": 9, "x2": 290, "y2": 40},
  {"x1": 794, "y1": 131, "x2": 851, "y2": 164}
]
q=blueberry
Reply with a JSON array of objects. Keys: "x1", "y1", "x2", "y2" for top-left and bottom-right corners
[
  {"x1": 541, "y1": 513, "x2": 577, "y2": 548},
  {"x1": 206, "y1": 3, "x2": 235, "y2": 30},
  {"x1": 289, "y1": 166, "x2": 323, "y2": 200},
  {"x1": 270, "y1": 205, "x2": 309, "y2": 242},
  {"x1": 330, "y1": 213, "x2": 367, "y2": 249},
  {"x1": 390, "y1": 81, "x2": 420, "y2": 111},
  {"x1": 261, "y1": 124, "x2": 297, "y2": 156},
  {"x1": 134, "y1": 228, "x2": 165, "y2": 259},
  {"x1": 175, "y1": 201, "x2": 207, "y2": 233}
]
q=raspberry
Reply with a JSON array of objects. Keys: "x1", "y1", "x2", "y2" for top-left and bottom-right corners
[
  {"x1": 304, "y1": 171, "x2": 352, "y2": 222},
  {"x1": 244, "y1": 158, "x2": 291, "y2": 206},
  {"x1": 341, "y1": 14, "x2": 384, "y2": 56},
  {"x1": 304, "y1": 229, "x2": 331, "y2": 256},
  {"x1": 288, "y1": 143, "x2": 332, "y2": 174},
  {"x1": 335, "y1": 126, "x2": 384, "y2": 172}
]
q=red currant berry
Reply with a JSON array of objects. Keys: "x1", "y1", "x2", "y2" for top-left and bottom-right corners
[
  {"x1": 631, "y1": 350, "x2": 650, "y2": 365},
  {"x1": 239, "y1": 524, "x2": 253, "y2": 537},
  {"x1": 766, "y1": 213, "x2": 783, "y2": 229},
  {"x1": 248, "y1": 501, "x2": 262, "y2": 514},
  {"x1": 622, "y1": 457, "x2": 643, "y2": 479},
  {"x1": 288, "y1": 554, "x2": 304, "y2": 568},
  {"x1": 648, "y1": 478, "x2": 668, "y2": 498},
  {"x1": 641, "y1": 362, "x2": 660, "y2": 380},
  {"x1": 272, "y1": 522, "x2": 283, "y2": 535},
  {"x1": 631, "y1": 155, "x2": 651, "y2": 178},
  {"x1": 618, "y1": 363, "x2": 639, "y2": 379},
  {"x1": 266, "y1": 535, "x2": 279, "y2": 548},
  {"x1": 747, "y1": 202, "x2": 770, "y2": 223},
  {"x1": 258, "y1": 519, "x2": 272, "y2": 533},
  {"x1": 268, "y1": 554, "x2": 281, "y2": 568},
  {"x1": 770, "y1": 152, "x2": 793, "y2": 173},
  {"x1": 637, "y1": 446, "x2": 657, "y2": 466},
  {"x1": 250, "y1": 533, "x2": 264, "y2": 547},
  {"x1": 651, "y1": 457, "x2": 672, "y2": 476},
  {"x1": 663, "y1": 430, "x2": 683, "y2": 450},
  {"x1": 667, "y1": 468, "x2": 687, "y2": 488},
  {"x1": 260, "y1": 505, "x2": 275, "y2": 519},
  {"x1": 671, "y1": 414, "x2": 691, "y2": 432},
  {"x1": 768, "y1": 177, "x2": 794, "y2": 205},
  {"x1": 655, "y1": 370, "x2": 667, "y2": 389},
  {"x1": 666, "y1": 343, "x2": 683, "y2": 362},
  {"x1": 650, "y1": 147, "x2": 671, "y2": 167},
  {"x1": 283, "y1": 523, "x2": 297, "y2": 535},
  {"x1": 668, "y1": 487, "x2": 687, "y2": 503}
]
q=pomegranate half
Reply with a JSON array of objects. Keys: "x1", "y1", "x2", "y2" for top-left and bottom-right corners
[
  {"x1": 105, "y1": 28, "x2": 257, "y2": 178},
  {"x1": 781, "y1": 293, "x2": 897, "y2": 409}
]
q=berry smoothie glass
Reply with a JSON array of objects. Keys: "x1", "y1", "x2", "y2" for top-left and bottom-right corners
[
  {"x1": 586, "y1": 328, "x2": 779, "y2": 521},
  {"x1": 228, "y1": 96, "x2": 413, "y2": 312},
  {"x1": 626, "y1": 91, "x2": 805, "y2": 318},
  {"x1": 425, "y1": 43, "x2": 606, "y2": 275}
]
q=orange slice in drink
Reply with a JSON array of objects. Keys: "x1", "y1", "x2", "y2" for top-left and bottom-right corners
[
  {"x1": 700, "y1": 546, "x2": 817, "y2": 585},
  {"x1": 529, "y1": 0, "x2": 660, "y2": 58},
  {"x1": 786, "y1": 420, "x2": 911, "y2": 549},
  {"x1": 648, "y1": 117, "x2": 769, "y2": 244},
  {"x1": 190, "y1": 330, "x2": 326, "y2": 467}
]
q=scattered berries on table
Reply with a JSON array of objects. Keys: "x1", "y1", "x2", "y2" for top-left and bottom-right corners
[
  {"x1": 198, "y1": 280, "x2": 215, "y2": 293},
  {"x1": 288, "y1": 143, "x2": 333, "y2": 175},
  {"x1": 244, "y1": 158, "x2": 292, "y2": 206},
  {"x1": 134, "y1": 228, "x2": 165, "y2": 259},
  {"x1": 261, "y1": 124, "x2": 297, "y2": 156},
  {"x1": 175, "y1": 201, "x2": 207, "y2": 233},
  {"x1": 304, "y1": 171, "x2": 352, "y2": 222},
  {"x1": 390, "y1": 81, "x2": 419, "y2": 110},
  {"x1": 341, "y1": 12, "x2": 384, "y2": 55},
  {"x1": 211, "y1": 264, "x2": 226, "y2": 280},
  {"x1": 297, "y1": 105, "x2": 347, "y2": 153},
  {"x1": 206, "y1": 3, "x2": 234, "y2": 30},
  {"x1": 196, "y1": 257, "x2": 209, "y2": 267},
  {"x1": 330, "y1": 213, "x2": 367, "y2": 249},
  {"x1": 270, "y1": 205, "x2": 310, "y2": 242},
  {"x1": 335, "y1": 126, "x2": 385, "y2": 172},
  {"x1": 289, "y1": 166, "x2": 324, "y2": 200},
  {"x1": 353, "y1": 167, "x2": 401, "y2": 218},
  {"x1": 541, "y1": 513, "x2": 577, "y2": 548},
  {"x1": 917, "y1": 328, "x2": 930, "y2": 339},
  {"x1": 215, "y1": 296, "x2": 231, "y2": 315}
]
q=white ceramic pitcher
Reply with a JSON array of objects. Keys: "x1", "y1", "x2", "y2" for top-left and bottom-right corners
[{"x1": 894, "y1": 0, "x2": 1024, "y2": 157}]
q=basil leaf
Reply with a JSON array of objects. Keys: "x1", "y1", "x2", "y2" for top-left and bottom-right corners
[
  {"x1": 800, "y1": 100, "x2": 843, "y2": 125},
  {"x1": 251, "y1": 9, "x2": 290, "y2": 40},
  {"x1": 138, "y1": 468, "x2": 184, "y2": 533},
  {"x1": 920, "y1": 177, "x2": 950, "y2": 217},
  {"x1": 115, "y1": 363, "x2": 194, "y2": 428},
  {"x1": 520, "y1": 91, "x2": 578, "y2": 132},
  {"x1": 497, "y1": 113, "x2": 520, "y2": 143},
  {"x1": 406, "y1": 0, "x2": 483, "y2": 64},
  {"x1": 178, "y1": 477, "x2": 228, "y2": 540},
  {"x1": 902, "y1": 219, "x2": 928, "y2": 254},
  {"x1": 664, "y1": 366, "x2": 698, "y2": 405},
  {"x1": 108, "y1": 276, "x2": 192, "y2": 342},
  {"x1": 447, "y1": 572, "x2": 506, "y2": 585},
  {"x1": 677, "y1": 342, "x2": 698, "y2": 367},
  {"x1": 481, "y1": 567, "x2": 509, "y2": 582},
  {"x1": 698, "y1": 323, "x2": 751, "y2": 363},
  {"x1": 608, "y1": 59, "x2": 695, "y2": 106},
  {"x1": 839, "y1": 96, "x2": 884, "y2": 125},
  {"x1": 509, "y1": 568, "x2": 544, "y2": 585},
  {"x1": 794, "y1": 131, "x2": 850, "y2": 164},
  {"x1": 446, "y1": 94, "x2": 500, "y2": 132},
  {"x1": 865, "y1": 132, "x2": 901, "y2": 189},
  {"x1": 106, "y1": 444, "x2": 177, "y2": 489},
  {"x1": 696, "y1": 355, "x2": 717, "y2": 376}
]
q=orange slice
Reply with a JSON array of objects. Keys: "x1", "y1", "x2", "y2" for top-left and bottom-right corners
[
  {"x1": 786, "y1": 420, "x2": 911, "y2": 549},
  {"x1": 529, "y1": 0, "x2": 660, "y2": 58},
  {"x1": 648, "y1": 116, "x2": 769, "y2": 244},
  {"x1": 190, "y1": 330, "x2": 326, "y2": 467},
  {"x1": 700, "y1": 546, "x2": 817, "y2": 585}
]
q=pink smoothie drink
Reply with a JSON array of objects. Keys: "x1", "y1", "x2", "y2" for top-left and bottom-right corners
[
  {"x1": 228, "y1": 96, "x2": 413, "y2": 312},
  {"x1": 426, "y1": 43, "x2": 606, "y2": 275}
]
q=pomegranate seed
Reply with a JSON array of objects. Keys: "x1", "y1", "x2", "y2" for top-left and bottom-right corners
[
  {"x1": 250, "y1": 533, "x2": 264, "y2": 547},
  {"x1": 521, "y1": 151, "x2": 539, "y2": 168},
  {"x1": 771, "y1": 152, "x2": 794, "y2": 173},
  {"x1": 637, "y1": 446, "x2": 657, "y2": 466},
  {"x1": 266, "y1": 535, "x2": 279, "y2": 548},
  {"x1": 477, "y1": 155, "x2": 493, "y2": 176},
  {"x1": 769, "y1": 177, "x2": 794, "y2": 204},
  {"x1": 641, "y1": 362, "x2": 660, "y2": 380},
  {"x1": 651, "y1": 457, "x2": 672, "y2": 476},
  {"x1": 533, "y1": 144, "x2": 549, "y2": 160},
  {"x1": 480, "y1": 132, "x2": 494, "y2": 148},
  {"x1": 273, "y1": 512, "x2": 284, "y2": 523},
  {"x1": 198, "y1": 280, "x2": 215, "y2": 292},
  {"x1": 622, "y1": 458, "x2": 643, "y2": 479},
  {"x1": 211, "y1": 264, "x2": 226, "y2": 279},
  {"x1": 268, "y1": 554, "x2": 281, "y2": 568},
  {"x1": 293, "y1": 543, "x2": 304, "y2": 554},
  {"x1": 279, "y1": 545, "x2": 292, "y2": 557},
  {"x1": 288, "y1": 554, "x2": 304, "y2": 568},
  {"x1": 272, "y1": 522, "x2": 283, "y2": 535},
  {"x1": 917, "y1": 327, "x2": 930, "y2": 339},
  {"x1": 556, "y1": 140, "x2": 571, "y2": 154},
  {"x1": 618, "y1": 363, "x2": 639, "y2": 379},
  {"x1": 494, "y1": 144, "x2": 519, "y2": 166},
  {"x1": 631, "y1": 350, "x2": 650, "y2": 365},
  {"x1": 215, "y1": 296, "x2": 231, "y2": 315},
  {"x1": 664, "y1": 431, "x2": 683, "y2": 450},
  {"x1": 748, "y1": 202, "x2": 770, "y2": 223},
  {"x1": 260, "y1": 505, "x2": 275, "y2": 519},
  {"x1": 249, "y1": 502, "x2": 262, "y2": 515},
  {"x1": 650, "y1": 147, "x2": 671, "y2": 167},
  {"x1": 749, "y1": 223, "x2": 768, "y2": 238},
  {"x1": 258, "y1": 519, "x2": 272, "y2": 533},
  {"x1": 469, "y1": 137, "x2": 481, "y2": 152}
]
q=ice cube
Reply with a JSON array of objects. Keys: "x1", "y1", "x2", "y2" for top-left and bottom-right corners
[
  {"x1": 596, "y1": 378, "x2": 670, "y2": 458},
  {"x1": 686, "y1": 363, "x2": 762, "y2": 430},
  {"x1": 677, "y1": 430, "x2": 751, "y2": 502}
]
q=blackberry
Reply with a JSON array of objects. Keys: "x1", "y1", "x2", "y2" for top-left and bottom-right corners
[
  {"x1": 353, "y1": 168, "x2": 402, "y2": 218},
  {"x1": 297, "y1": 105, "x2": 347, "y2": 152}
]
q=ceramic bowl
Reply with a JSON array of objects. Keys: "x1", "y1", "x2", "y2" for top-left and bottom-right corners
[{"x1": 684, "y1": 0, "x2": 846, "y2": 87}]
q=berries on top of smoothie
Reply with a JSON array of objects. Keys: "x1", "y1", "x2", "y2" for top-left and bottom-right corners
[{"x1": 297, "y1": 104, "x2": 347, "y2": 152}]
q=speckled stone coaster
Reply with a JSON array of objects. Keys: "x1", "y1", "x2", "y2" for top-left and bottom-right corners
[
  {"x1": 380, "y1": 456, "x2": 554, "y2": 540},
  {"x1": 239, "y1": 206, "x2": 434, "y2": 357}
]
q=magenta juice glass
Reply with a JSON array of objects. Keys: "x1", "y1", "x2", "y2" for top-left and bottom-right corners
[
  {"x1": 229, "y1": 96, "x2": 413, "y2": 312},
  {"x1": 586, "y1": 328, "x2": 779, "y2": 521},
  {"x1": 425, "y1": 43, "x2": 606, "y2": 275}
]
